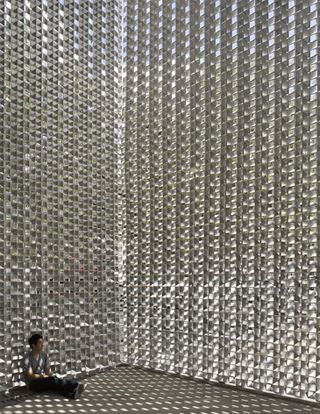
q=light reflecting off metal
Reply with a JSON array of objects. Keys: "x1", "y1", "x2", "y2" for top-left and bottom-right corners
[
  {"x1": 0, "y1": 0, "x2": 121, "y2": 387},
  {"x1": 121, "y1": 0, "x2": 320, "y2": 404},
  {"x1": 1, "y1": 0, "x2": 319, "y2": 406}
]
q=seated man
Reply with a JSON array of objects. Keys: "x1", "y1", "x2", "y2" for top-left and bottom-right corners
[{"x1": 23, "y1": 333, "x2": 86, "y2": 399}]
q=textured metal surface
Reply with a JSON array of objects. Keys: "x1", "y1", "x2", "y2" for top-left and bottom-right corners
[
  {"x1": 122, "y1": 0, "x2": 320, "y2": 403},
  {"x1": 0, "y1": 0, "x2": 121, "y2": 386},
  {"x1": 1, "y1": 0, "x2": 319, "y2": 405}
]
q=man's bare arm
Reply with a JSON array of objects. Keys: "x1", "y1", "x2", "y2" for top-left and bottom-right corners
[
  {"x1": 44, "y1": 359, "x2": 52, "y2": 376},
  {"x1": 25, "y1": 367, "x2": 47, "y2": 380}
]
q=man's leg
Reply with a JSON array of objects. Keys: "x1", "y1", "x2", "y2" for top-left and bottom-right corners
[
  {"x1": 29, "y1": 376, "x2": 78, "y2": 398},
  {"x1": 55, "y1": 377, "x2": 79, "y2": 397},
  {"x1": 29, "y1": 376, "x2": 58, "y2": 393}
]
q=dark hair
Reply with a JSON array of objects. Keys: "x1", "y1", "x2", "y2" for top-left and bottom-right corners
[{"x1": 28, "y1": 333, "x2": 43, "y2": 349}]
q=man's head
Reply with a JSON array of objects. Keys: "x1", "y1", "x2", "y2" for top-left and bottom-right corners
[{"x1": 28, "y1": 333, "x2": 44, "y2": 353}]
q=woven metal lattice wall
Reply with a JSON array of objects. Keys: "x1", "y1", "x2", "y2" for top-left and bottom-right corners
[
  {"x1": 0, "y1": 0, "x2": 121, "y2": 386},
  {"x1": 122, "y1": 0, "x2": 320, "y2": 402}
]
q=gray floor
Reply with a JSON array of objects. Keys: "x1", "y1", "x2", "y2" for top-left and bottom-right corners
[{"x1": 0, "y1": 366, "x2": 320, "y2": 414}]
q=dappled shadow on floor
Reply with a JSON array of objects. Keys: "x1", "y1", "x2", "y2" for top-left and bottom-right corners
[{"x1": 1, "y1": 366, "x2": 320, "y2": 414}]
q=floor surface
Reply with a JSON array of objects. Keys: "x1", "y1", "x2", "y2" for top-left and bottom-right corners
[{"x1": 0, "y1": 366, "x2": 319, "y2": 414}]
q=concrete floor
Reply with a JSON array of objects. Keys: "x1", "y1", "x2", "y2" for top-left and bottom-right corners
[{"x1": 0, "y1": 366, "x2": 320, "y2": 414}]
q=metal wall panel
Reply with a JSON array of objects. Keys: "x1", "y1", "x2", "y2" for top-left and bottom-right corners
[
  {"x1": 0, "y1": 0, "x2": 121, "y2": 386},
  {"x1": 122, "y1": 0, "x2": 320, "y2": 402}
]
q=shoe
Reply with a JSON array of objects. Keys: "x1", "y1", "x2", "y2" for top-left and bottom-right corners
[{"x1": 73, "y1": 383, "x2": 87, "y2": 399}]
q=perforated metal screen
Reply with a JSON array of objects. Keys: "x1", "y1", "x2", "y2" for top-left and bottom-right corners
[
  {"x1": 0, "y1": 0, "x2": 121, "y2": 386},
  {"x1": 122, "y1": 0, "x2": 320, "y2": 403},
  {"x1": 1, "y1": 0, "x2": 320, "y2": 405}
]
